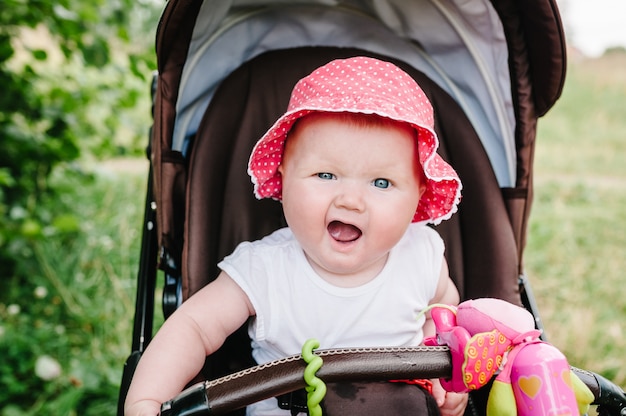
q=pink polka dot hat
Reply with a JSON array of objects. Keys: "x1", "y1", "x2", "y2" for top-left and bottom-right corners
[{"x1": 248, "y1": 56, "x2": 462, "y2": 225}]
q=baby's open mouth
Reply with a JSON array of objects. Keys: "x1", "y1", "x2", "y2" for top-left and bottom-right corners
[{"x1": 327, "y1": 220, "x2": 362, "y2": 243}]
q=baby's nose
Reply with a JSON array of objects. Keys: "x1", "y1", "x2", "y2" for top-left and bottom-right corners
[{"x1": 333, "y1": 185, "x2": 365, "y2": 212}]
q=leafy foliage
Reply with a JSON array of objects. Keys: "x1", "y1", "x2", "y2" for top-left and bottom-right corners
[
  {"x1": 1, "y1": 167, "x2": 145, "y2": 414},
  {"x1": 0, "y1": 0, "x2": 161, "y2": 413},
  {"x1": 0, "y1": 0, "x2": 159, "y2": 277}
]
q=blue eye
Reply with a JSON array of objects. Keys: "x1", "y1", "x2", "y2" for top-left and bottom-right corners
[
  {"x1": 373, "y1": 178, "x2": 390, "y2": 189},
  {"x1": 317, "y1": 172, "x2": 335, "y2": 180}
]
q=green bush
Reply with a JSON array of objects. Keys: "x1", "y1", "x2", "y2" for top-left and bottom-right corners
[
  {"x1": 0, "y1": 1, "x2": 160, "y2": 413},
  {"x1": 0, "y1": 166, "x2": 145, "y2": 414},
  {"x1": 0, "y1": 0, "x2": 158, "y2": 277}
]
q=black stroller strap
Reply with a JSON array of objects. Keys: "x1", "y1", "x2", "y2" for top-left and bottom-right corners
[{"x1": 276, "y1": 388, "x2": 311, "y2": 415}]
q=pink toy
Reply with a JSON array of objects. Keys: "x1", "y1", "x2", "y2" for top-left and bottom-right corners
[{"x1": 423, "y1": 298, "x2": 593, "y2": 416}]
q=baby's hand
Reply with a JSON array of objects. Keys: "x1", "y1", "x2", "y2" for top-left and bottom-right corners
[
  {"x1": 431, "y1": 378, "x2": 468, "y2": 416},
  {"x1": 124, "y1": 399, "x2": 161, "y2": 416}
]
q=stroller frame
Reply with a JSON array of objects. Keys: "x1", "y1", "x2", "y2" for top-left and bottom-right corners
[{"x1": 118, "y1": 1, "x2": 626, "y2": 415}]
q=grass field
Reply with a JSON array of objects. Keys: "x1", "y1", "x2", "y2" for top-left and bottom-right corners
[
  {"x1": 2, "y1": 53, "x2": 624, "y2": 414},
  {"x1": 527, "y1": 52, "x2": 626, "y2": 386},
  {"x1": 0, "y1": 163, "x2": 148, "y2": 415}
]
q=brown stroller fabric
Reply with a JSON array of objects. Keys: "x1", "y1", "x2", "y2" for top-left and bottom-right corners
[{"x1": 181, "y1": 46, "x2": 520, "y2": 380}]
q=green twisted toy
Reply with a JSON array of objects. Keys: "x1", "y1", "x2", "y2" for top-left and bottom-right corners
[{"x1": 302, "y1": 339, "x2": 327, "y2": 416}]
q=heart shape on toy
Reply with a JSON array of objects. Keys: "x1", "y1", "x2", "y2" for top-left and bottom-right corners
[
  {"x1": 561, "y1": 369, "x2": 573, "y2": 390},
  {"x1": 518, "y1": 375, "x2": 542, "y2": 399}
]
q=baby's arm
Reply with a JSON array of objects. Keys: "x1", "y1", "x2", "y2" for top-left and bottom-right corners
[
  {"x1": 423, "y1": 259, "x2": 459, "y2": 339},
  {"x1": 423, "y1": 259, "x2": 467, "y2": 416},
  {"x1": 124, "y1": 272, "x2": 254, "y2": 416}
]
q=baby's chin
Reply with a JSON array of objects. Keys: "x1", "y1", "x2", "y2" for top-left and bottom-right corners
[{"x1": 305, "y1": 250, "x2": 389, "y2": 288}]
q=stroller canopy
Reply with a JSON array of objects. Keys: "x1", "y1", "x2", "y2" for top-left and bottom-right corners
[{"x1": 159, "y1": 0, "x2": 566, "y2": 188}]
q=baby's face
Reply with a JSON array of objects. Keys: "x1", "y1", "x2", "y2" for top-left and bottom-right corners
[{"x1": 278, "y1": 113, "x2": 424, "y2": 287}]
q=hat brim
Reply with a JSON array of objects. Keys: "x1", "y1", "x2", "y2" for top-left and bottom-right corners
[{"x1": 248, "y1": 108, "x2": 462, "y2": 225}]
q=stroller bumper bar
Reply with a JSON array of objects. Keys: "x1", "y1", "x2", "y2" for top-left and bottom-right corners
[
  {"x1": 574, "y1": 368, "x2": 626, "y2": 415},
  {"x1": 160, "y1": 346, "x2": 451, "y2": 415},
  {"x1": 159, "y1": 346, "x2": 626, "y2": 416}
]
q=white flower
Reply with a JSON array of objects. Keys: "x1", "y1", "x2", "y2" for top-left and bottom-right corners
[
  {"x1": 34, "y1": 286, "x2": 48, "y2": 299},
  {"x1": 35, "y1": 355, "x2": 62, "y2": 381},
  {"x1": 7, "y1": 304, "x2": 20, "y2": 316}
]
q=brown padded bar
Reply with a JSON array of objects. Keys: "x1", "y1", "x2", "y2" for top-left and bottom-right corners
[
  {"x1": 169, "y1": 347, "x2": 452, "y2": 415},
  {"x1": 183, "y1": 47, "x2": 520, "y2": 379},
  {"x1": 162, "y1": 350, "x2": 610, "y2": 415},
  {"x1": 162, "y1": 349, "x2": 613, "y2": 415}
]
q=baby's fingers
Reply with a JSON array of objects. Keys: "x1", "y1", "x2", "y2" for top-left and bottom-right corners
[
  {"x1": 439, "y1": 392, "x2": 468, "y2": 416},
  {"x1": 430, "y1": 379, "x2": 447, "y2": 407}
]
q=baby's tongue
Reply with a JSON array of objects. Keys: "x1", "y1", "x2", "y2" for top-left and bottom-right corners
[{"x1": 328, "y1": 221, "x2": 362, "y2": 242}]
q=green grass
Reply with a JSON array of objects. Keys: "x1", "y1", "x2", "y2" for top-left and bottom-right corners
[
  {"x1": 0, "y1": 162, "x2": 147, "y2": 415},
  {"x1": 528, "y1": 52, "x2": 626, "y2": 386},
  {"x1": 2, "y1": 54, "x2": 624, "y2": 415}
]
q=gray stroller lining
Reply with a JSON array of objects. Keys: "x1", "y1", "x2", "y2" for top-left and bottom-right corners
[{"x1": 174, "y1": 1, "x2": 516, "y2": 186}]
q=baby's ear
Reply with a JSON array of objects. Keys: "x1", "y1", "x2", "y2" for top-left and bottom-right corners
[
  {"x1": 419, "y1": 182, "x2": 427, "y2": 198},
  {"x1": 416, "y1": 163, "x2": 428, "y2": 198}
]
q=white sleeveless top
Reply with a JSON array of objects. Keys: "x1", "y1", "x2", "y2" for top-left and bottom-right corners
[
  {"x1": 219, "y1": 223, "x2": 444, "y2": 415},
  {"x1": 219, "y1": 223, "x2": 444, "y2": 363}
]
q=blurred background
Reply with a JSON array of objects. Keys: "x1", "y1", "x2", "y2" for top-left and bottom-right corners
[{"x1": 0, "y1": 1, "x2": 624, "y2": 414}]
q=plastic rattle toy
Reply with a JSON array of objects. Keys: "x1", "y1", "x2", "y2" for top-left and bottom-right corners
[{"x1": 423, "y1": 298, "x2": 594, "y2": 416}]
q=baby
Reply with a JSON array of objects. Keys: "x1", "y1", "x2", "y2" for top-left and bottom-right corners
[{"x1": 126, "y1": 56, "x2": 466, "y2": 415}]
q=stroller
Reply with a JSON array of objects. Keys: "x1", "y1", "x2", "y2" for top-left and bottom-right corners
[{"x1": 118, "y1": 0, "x2": 626, "y2": 414}]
